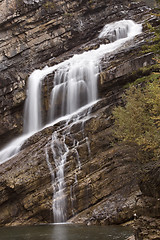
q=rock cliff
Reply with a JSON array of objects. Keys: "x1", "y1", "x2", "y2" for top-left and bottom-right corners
[{"x1": 0, "y1": 0, "x2": 159, "y2": 239}]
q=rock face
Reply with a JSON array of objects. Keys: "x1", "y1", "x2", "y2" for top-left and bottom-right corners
[
  {"x1": 0, "y1": 0, "x2": 159, "y2": 237},
  {"x1": 134, "y1": 161, "x2": 160, "y2": 240}
]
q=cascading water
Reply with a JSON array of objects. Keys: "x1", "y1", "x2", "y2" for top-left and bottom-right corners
[
  {"x1": 45, "y1": 107, "x2": 94, "y2": 222},
  {"x1": 0, "y1": 19, "x2": 142, "y2": 222},
  {"x1": 99, "y1": 20, "x2": 131, "y2": 41},
  {"x1": 23, "y1": 70, "x2": 43, "y2": 133},
  {"x1": 49, "y1": 61, "x2": 98, "y2": 121},
  {"x1": 51, "y1": 133, "x2": 69, "y2": 223}
]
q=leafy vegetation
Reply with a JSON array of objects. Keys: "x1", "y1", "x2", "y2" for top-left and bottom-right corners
[
  {"x1": 113, "y1": 16, "x2": 160, "y2": 161},
  {"x1": 142, "y1": 23, "x2": 160, "y2": 55},
  {"x1": 113, "y1": 72, "x2": 160, "y2": 159}
]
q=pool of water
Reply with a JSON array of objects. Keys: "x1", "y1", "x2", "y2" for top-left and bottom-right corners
[{"x1": 0, "y1": 224, "x2": 133, "y2": 240}]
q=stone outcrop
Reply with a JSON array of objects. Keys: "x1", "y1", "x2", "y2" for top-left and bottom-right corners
[
  {"x1": 0, "y1": 1, "x2": 160, "y2": 238},
  {"x1": 134, "y1": 161, "x2": 160, "y2": 240}
]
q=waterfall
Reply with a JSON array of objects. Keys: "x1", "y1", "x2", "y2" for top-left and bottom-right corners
[
  {"x1": 23, "y1": 70, "x2": 43, "y2": 133},
  {"x1": 98, "y1": 19, "x2": 140, "y2": 41},
  {"x1": 45, "y1": 131, "x2": 70, "y2": 223},
  {"x1": 0, "y1": 19, "x2": 142, "y2": 221},
  {"x1": 49, "y1": 61, "x2": 98, "y2": 121},
  {"x1": 51, "y1": 133, "x2": 69, "y2": 223},
  {"x1": 45, "y1": 108, "x2": 93, "y2": 223}
]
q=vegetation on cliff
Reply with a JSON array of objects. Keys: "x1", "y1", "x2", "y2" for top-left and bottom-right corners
[
  {"x1": 113, "y1": 71, "x2": 160, "y2": 158},
  {"x1": 113, "y1": 21, "x2": 160, "y2": 161}
]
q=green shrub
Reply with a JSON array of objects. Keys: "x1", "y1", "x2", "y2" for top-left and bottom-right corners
[{"x1": 113, "y1": 72, "x2": 160, "y2": 159}]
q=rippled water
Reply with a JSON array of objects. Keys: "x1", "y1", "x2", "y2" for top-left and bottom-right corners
[{"x1": 0, "y1": 224, "x2": 133, "y2": 240}]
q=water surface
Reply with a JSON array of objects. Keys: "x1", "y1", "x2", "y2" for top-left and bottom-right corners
[{"x1": 0, "y1": 224, "x2": 133, "y2": 240}]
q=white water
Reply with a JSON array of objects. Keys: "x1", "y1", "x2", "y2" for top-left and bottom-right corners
[
  {"x1": 51, "y1": 133, "x2": 69, "y2": 223},
  {"x1": 49, "y1": 61, "x2": 98, "y2": 120},
  {"x1": 0, "y1": 133, "x2": 32, "y2": 163},
  {"x1": 23, "y1": 70, "x2": 43, "y2": 133},
  {"x1": 99, "y1": 19, "x2": 138, "y2": 41},
  {"x1": 0, "y1": 19, "x2": 142, "y2": 221},
  {"x1": 45, "y1": 106, "x2": 94, "y2": 222}
]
